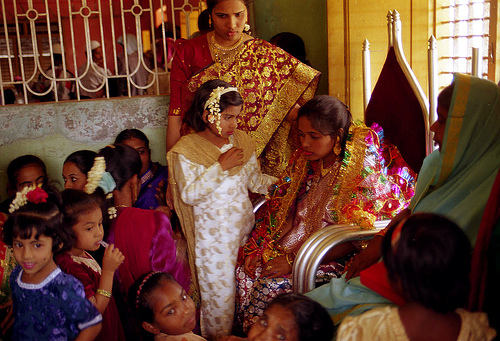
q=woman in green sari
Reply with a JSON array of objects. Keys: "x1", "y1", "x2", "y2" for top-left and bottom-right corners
[{"x1": 305, "y1": 73, "x2": 500, "y2": 325}]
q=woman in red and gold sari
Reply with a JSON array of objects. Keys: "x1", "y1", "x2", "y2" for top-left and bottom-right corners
[
  {"x1": 234, "y1": 95, "x2": 416, "y2": 332},
  {"x1": 167, "y1": 0, "x2": 320, "y2": 177}
]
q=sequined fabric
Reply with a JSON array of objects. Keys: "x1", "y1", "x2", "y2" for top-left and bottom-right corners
[{"x1": 235, "y1": 262, "x2": 345, "y2": 333}]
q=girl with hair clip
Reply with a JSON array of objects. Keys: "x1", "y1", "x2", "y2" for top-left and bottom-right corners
[
  {"x1": 337, "y1": 213, "x2": 496, "y2": 340},
  {"x1": 63, "y1": 150, "x2": 98, "y2": 190},
  {"x1": 56, "y1": 189, "x2": 125, "y2": 340},
  {"x1": 3, "y1": 185, "x2": 102, "y2": 340},
  {"x1": 167, "y1": 79, "x2": 276, "y2": 339},
  {"x1": 128, "y1": 271, "x2": 206, "y2": 341},
  {"x1": 84, "y1": 146, "x2": 190, "y2": 295},
  {"x1": 235, "y1": 95, "x2": 415, "y2": 332}
]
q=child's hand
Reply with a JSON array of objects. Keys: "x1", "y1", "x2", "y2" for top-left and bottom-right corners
[
  {"x1": 218, "y1": 147, "x2": 244, "y2": 171},
  {"x1": 102, "y1": 244, "x2": 125, "y2": 274}
]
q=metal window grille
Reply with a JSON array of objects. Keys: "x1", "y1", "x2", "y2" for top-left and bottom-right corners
[
  {"x1": 0, "y1": 0, "x2": 204, "y2": 105},
  {"x1": 437, "y1": 0, "x2": 490, "y2": 87}
]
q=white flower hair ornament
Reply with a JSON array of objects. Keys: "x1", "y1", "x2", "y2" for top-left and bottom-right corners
[
  {"x1": 83, "y1": 156, "x2": 116, "y2": 195},
  {"x1": 83, "y1": 156, "x2": 118, "y2": 219},
  {"x1": 203, "y1": 86, "x2": 239, "y2": 135},
  {"x1": 9, "y1": 184, "x2": 48, "y2": 214}
]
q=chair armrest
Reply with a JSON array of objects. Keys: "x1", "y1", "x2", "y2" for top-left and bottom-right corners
[{"x1": 292, "y1": 220, "x2": 389, "y2": 293}]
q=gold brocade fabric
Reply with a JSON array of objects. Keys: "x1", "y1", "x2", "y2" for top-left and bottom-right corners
[
  {"x1": 167, "y1": 130, "x2": 256, "y2": 300},
  {"x1": 185, "y1": 39, "x2": 320, "y2": 177}
]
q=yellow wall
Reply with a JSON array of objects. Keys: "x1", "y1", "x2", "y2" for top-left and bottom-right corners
[{"x1": 327, "y1": 0, "x2": 431, "y2": 121}]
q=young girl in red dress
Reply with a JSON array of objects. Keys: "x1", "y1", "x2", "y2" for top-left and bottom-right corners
[{"x1": 56, "y1": 189, "x2": 125, "y2": 340}]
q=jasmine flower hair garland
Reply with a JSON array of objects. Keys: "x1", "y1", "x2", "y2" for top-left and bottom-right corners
[
  {"x1": 204, "y1": 86, "x2": 239, "y2": 135},
  {"x1": 84, "y1": 156, "x2": 118, "y2": 219},
  {"x1": 9, "y1": 184, "x2": 48, "y2": 213}
]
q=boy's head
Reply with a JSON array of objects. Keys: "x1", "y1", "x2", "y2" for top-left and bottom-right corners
[{"x1": 382, "y1": 212, "x2": 471, "y2": 313}]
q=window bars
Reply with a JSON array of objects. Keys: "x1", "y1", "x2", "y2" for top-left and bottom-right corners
[
  {"x1": 437, "y1": 0, "x2": 490, "y2": 87},
  {"x1": 0, "y1": 0, "x2": 204, "y2": 105}
]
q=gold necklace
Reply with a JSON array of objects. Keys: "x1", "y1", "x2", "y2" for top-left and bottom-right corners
[
  {"x1": 320, "y1": 158, "x2": 339, "y2": 177},
  {"x1": 210, "y1": 34, "x2": 244, "y2": 66}
]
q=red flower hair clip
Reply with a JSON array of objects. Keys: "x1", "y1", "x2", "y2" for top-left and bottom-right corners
[{"x1": 9, "y1": 185, "x2": 48, "y2": 213}]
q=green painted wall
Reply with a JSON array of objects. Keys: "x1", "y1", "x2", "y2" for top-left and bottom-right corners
[{"x1": 252, "y1": 0, "x2": 328, "y2": 95}]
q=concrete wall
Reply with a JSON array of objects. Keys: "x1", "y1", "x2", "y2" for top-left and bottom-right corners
[{"x1": 0, "y1": 96, "x2": 168, "y2": 201}]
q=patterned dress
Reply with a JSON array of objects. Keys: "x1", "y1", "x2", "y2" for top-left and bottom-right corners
[
  {"x1": 135, "y1": 162, "x2": 169, "y2": 210},
  {"x1": 168, "y1": 131, "x2": 275, "y2": 339},
  {"x1": 10, "y1": 266, "x2": 102, "y2": 340},
  {"x1": 55, "y1": 252, "x2": 125, "y2": 340}
]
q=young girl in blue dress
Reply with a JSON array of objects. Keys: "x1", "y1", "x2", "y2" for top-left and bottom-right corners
[{"x1": 3, "y1": 184, "x2": 102, "y2": 340}]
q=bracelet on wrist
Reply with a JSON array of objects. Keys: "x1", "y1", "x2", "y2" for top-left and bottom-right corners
[
  {"x1": 285, "y1": 253, "x2": 295, "y2": 268},
  {"x1": 97, "y1": 289, "x2": 112, "y2": 298}
]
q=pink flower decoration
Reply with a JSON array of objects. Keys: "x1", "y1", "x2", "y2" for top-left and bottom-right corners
[{"x1": 26, "y1": 187, "x2": 48, "y2": 204}]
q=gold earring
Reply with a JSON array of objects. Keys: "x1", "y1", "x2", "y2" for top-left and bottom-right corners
[
  {"x1": 333, "y1": 144, "x2": 341, "y2": 156},
  {"x1": 244, "y1": 23, "x2": 251, "y2": 33}
]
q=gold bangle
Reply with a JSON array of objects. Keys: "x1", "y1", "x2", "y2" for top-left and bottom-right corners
[
  {"x1": 97, "y1": 289, "x2": 112, "y2": 298},
  {"x1": 285, "y1": 253, "x2": 294, "y2": 268}
]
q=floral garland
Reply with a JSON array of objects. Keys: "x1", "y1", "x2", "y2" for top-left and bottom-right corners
[
  {"x1": 9, "y1": 184, "x2": 48, "y2": 213},
  {"x1": 83, "y1": 156, "x2": 106, "y2": 194},
  {"x1": 203, "y1": 86, "x2": 239, "y2": 135},
  {"x1": 83, "y1": 156, "x2": 118, "y2": 219}
]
